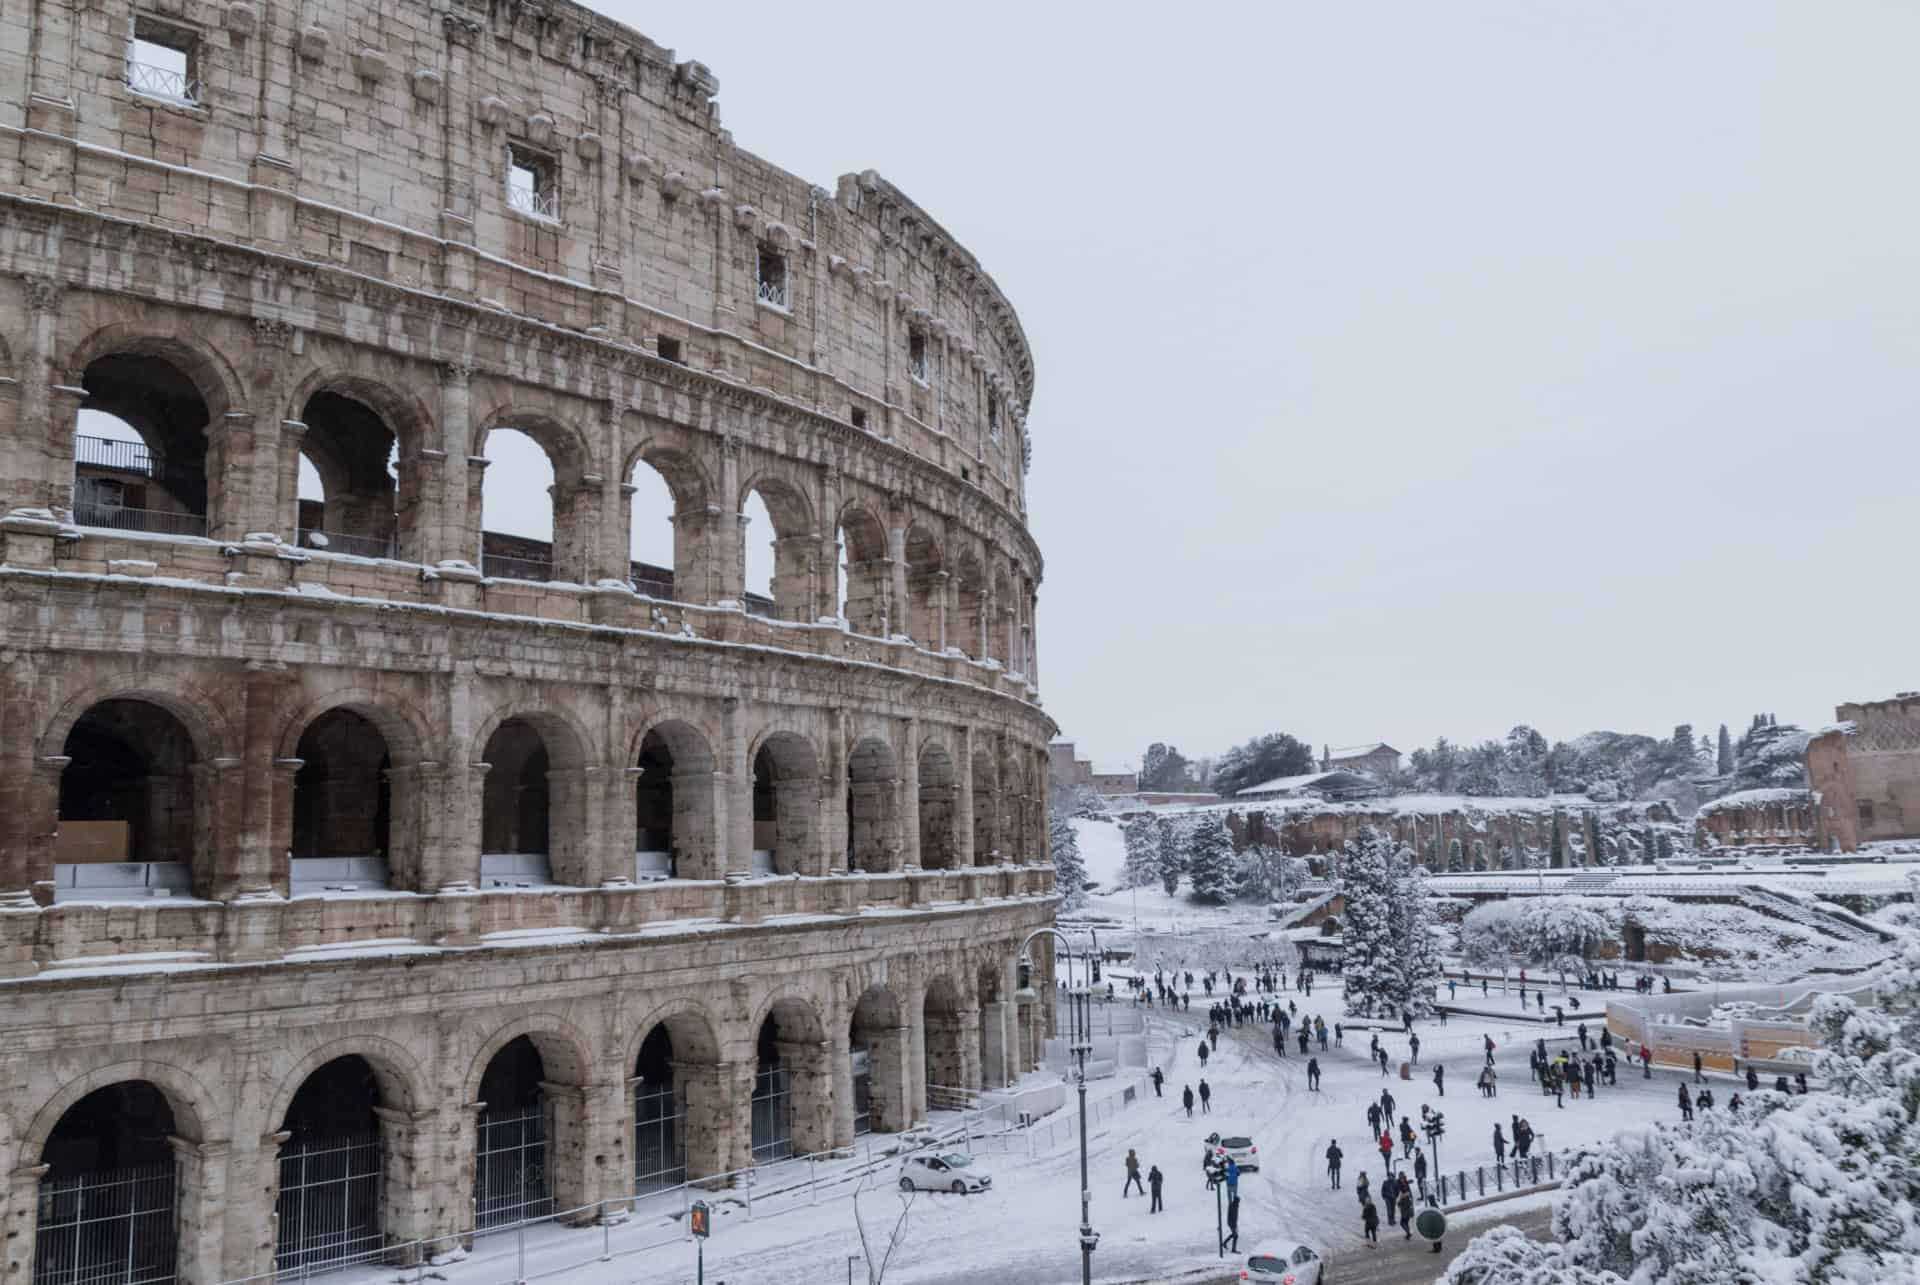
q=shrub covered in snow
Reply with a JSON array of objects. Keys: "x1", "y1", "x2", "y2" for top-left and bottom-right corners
[{"x1": 1443, "y1": 942, "x2": 1920, "y2": 1284}]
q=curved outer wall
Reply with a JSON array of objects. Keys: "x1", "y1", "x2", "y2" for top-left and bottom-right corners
[{"x1": 0, "y1": 0, "x2": 1057, "y2": 1279}]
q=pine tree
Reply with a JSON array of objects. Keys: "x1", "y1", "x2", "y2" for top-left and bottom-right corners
[
  {"x1": 1641, "y1": 825, "x2": 1657, "y2": 865},
  {"x1": 1120, "y1": 817, "x2": 1158, "y2": 890},
  {"x1": 1154, "y1": 816, "x2": 1185, "y2": 896},
  {"x1": 1340, "y1": 828, "x2": 1405, "y2": 1018},
  {"x1": 1048, "y1": 808, "x2": 1086, "y2": 910},
  {"x1": 1446, "y1": 838, "x2": 1464, "y2": 872},
  {"x1": 1398, "y1": 866, "x2": 1445, "y2": 1016},
  {"x1": 1184, "y1": 820, "x2": 1237, "y2": 904}
]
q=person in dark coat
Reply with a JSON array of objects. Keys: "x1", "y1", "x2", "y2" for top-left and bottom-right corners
[
  {"x1": 1413, "y1": 1149, "x2": 1429, "y2": 1200},
  {"x1": 1197, "y1": 1039, "x2": 1209, "y2": 1068},
  {"x1": 1746, "y1": 1065, "x2": 1760, "y2": 1092},
  {"x1": 1484, "y1": 1034, "x2": 1497, "y2": 1067},
  {"x1": 1377, "y1": 1046, "x2": 1390, "y2": 1075},
  {"x1": 1224, "y1": 1194, "x2": 1241, "y2": 1253},
  {"x1": 1397, "y1": 1184, "x2": 1415, "y2": 1238},
  {"x1": 1578, "y1": 1022, "x2": 1589, "y2": 1051},
  {"x1": 1198, "y1": 1079, "x2": 1212, "y2": 1114},
  {"x1": 1492, "y1": 1123, "x2": 1507, "y2": 1164},
  {"x1": 1361, "y1": 1199, "x2": 1381, "y2": 1245},
  {"x1": 1307, "y1": 1057, "x2": 1322, "y2": 1091},
  {"x1": 1325, "y1": 1139, "x2": 1343, "y2": 1189},
  {"x1": 1367, "y1": 1101, "x2": 1382, "y2": 1137},
  {"x1": 1182, "y1": 1085, "x2": 1194, "y2": 1118},
  {"x1": 1409, "y1": 1033, "x2": 1421, "y2": 1065},
  {"x1": 1273, "y1": 1026, "x2": 1285, "y2": 1058},
  {"x1": 1693, "y1": 1050, "x2": 1703, "y2": 1083},
  {"x1": 1151, "y1": 1067, "x2": 1164, "y2": 1097},
  {"x1": 1433, "y1": 1063, "x2": 1445, "y2": 1096},
  {"x1": 1148, "y1": 1164, "x2": 1164, "y2": 1213},
  {"x1": 1355, "y1": 1170, "x2": 1371, "y2": 1208},
  {"x1": 1124, "y1": 1149, "x2": 1145, "y2": 1196},
  {"x1": 1678, "y1": 1082, "x2": 1693, "y2": 1122},
  {"x1": 1381, "y1": 1088, "x2": 1396, "y2": 1120}
]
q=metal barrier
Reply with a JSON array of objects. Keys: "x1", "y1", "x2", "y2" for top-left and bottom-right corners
[
  {"x1": 75, "y1": 505, "x2": 208, "y2": 539},
  {"x1": 33, "y1": 1161, "x2": 178, "y2": 1285},
  {"x1": 274, "y1": 1134, "x2": 383, "y2": 1277}
]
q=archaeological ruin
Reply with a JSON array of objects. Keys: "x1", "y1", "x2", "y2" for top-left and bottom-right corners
[{"x1": 0, "y1": 0, "x2": 1058, "y2": 1279}]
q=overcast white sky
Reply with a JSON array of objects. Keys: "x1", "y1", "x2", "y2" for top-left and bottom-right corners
[{"x1": 616, "y1": 3, "x2": 1919, "y2": 768}]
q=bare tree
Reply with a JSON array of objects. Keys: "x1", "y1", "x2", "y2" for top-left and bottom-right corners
[{"x1": 851, "y1": 1156, "x2": 917, "y2": 1284}]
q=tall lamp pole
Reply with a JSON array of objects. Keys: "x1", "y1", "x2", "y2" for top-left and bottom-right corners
[{"x1": 1020, "y1": 924, "x2": 1102, "y2": 1285}]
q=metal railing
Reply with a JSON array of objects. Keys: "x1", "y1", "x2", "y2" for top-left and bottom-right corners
[
  {"x1": 74, "y1": 435, "x2": 161, "y2": 478},
  {"x1": 506, "y1": 182, "x2": 559, "y2": 221},
  {"x1": 475, "y1": 1106, "x2": 552, "y2": 1233},
  {"x1": 33, "y1": 1161, "x2": 178, "y2": 1285},
  {"x1": 1426, "y1": 1150, "x2": 1568, "y2": 1206},
  {"x1": 297, "y1": 528, "x2": 397, "y2": 560},
  {"x1": 481, "y1": 552, "x2": 553, "y2": 583},
  {"x1": 274, "y1": 1134, "x2": 382, "y2": 1277},
  {"x1": 126, "y1": 58, "x2": 197, "y2": 103},
  {"x1": 756, "y1": 277, "x2": 789, "y2": 309},
  {"x1": 74, "y1": 504, "x2": 208, "y2": 538}
]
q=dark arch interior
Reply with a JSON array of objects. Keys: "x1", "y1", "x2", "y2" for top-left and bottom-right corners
[
  {"x1": 43, "y1": 1082, "x2": 178, "y2": 1176},
  {"x1": 481, "y1": 719, "x2": 550, "y2": 858},
  {"x1": 298, "y1": 390, "x2": 400, "y2": 556},
  {"x1": 751, "y1": 1014, "x2": 792, "y2": 1161},
  {"x1": 281, "y1": 1055, "x2": 381, "y2": 1145},
  {"x1": 846, "y1": 740, "x2": 893, "y2": 873},
  {"x1": 634, "y1": 730, "x2": 675, "y2": 863},
  {"x1": 292, "y1": 710, "x2": 391, "y2": 863},
  {"x1": 75, "y1": 351, "x2": 210, "y2": 529},
  {"x1": 479, "y1": 1035, "x2": 546, "y2": 1113},
  {"x1": 633, "y1": 1026, "x2": 682, "y2": 1187},
  {"x1": 59, "y1": 699, "x2": 198, "y2": 870}
]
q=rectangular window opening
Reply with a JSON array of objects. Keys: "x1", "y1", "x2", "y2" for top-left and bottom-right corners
[
  {"x1": 850, "y1": 407, "x2": 867, "y2": 431},
  {"x1": 756, "y1": 246, "x2": 789, "y2": 309},
  {"x1": 908, "y1": 330, "x2": 928, "y2": 383},
  {"x1": 656, "y1": 336, "x2": 683, "y2": 364},
  {"x1": 128, "y1": 19, "x2": 197, "y2": 103},
  {"x1": 988, "y1": 393, "x2": 1002, "y2": 442},
  {"x1": 506, "y1": 146, "x2": 559, "y2": 221}
]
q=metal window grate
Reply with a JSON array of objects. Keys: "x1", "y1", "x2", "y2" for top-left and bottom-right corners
[
  {"x1": 474, "y1": 1105, "x2": 551, "y2": 1233},
  {"x1": 506, "y1": 180, "x2": 559, "y2": 221},
  {"x1": 33, "y1": 1161, "x2": 178, "y2": 1285},
  {"x1": 125, "y1": 57, "x2": 196, "y2": 104},
  {"x1": 480, "y1": 552, "x2": 553, "y2": 582},
  {"x1": 632, "y1": 1083, "x2": 686, "y2": 1193},
  {"x1": 755, "y1": 277, "x2": 788, "y2": 309},
  {"x1": 749, "y1": 1065, "x2": 792, "y2": 1163},
  {"x1": 274, "y1": 1134, "x2": 384, "y2": 1276}
]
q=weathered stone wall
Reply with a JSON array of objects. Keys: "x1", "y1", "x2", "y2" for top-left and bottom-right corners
[
  {"x1": 1810, "y1": 695, "x2": 1920, "y2": 851},
  {"x1": 1693, "y1": 788, "x2": 1822, "y2": 850},
  {"x1": 1226, "y1": 798, "x2": 1678, "y2": 868}
]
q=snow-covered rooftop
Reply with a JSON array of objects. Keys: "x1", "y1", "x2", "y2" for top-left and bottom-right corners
[{"x1": 1328, "y1": 742, "x2": 1395, "y2": 758}]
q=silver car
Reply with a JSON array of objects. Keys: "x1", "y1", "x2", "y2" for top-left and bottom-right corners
[{"x1": 1241, "y1": 1238, "x2": 1327, "y2": 1283}]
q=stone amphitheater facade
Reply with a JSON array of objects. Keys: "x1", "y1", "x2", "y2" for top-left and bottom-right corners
[{"x1": 0, "y1": 0, "x2": 1057, "y2": 1279}]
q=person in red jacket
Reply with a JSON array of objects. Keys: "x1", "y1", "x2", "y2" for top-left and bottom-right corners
[{"x1": 1377, "y1": 1128, "x2": 1395, "y2": 1176}]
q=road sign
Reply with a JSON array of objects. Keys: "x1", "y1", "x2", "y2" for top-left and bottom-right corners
[
  {"x1": 1415, "y1": 1207, "x2": 1448, "y2": 1241},
  {"x1": 690, "y1": 1200, "x2": 711, "y2": 1240}
]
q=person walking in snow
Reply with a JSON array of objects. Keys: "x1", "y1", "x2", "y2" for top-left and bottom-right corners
[
  {"x1": 1413, "y1": 1149, "x2": 1428, "y2": 1201},
  {"x1": 1367, "y1": 1101, "x2": 1382, "y2": 1138},
  {"x1": 1151, "y1": 1067, "x2": 1164, "y2": 1097},
  {"x1": 1355, "y1": 1170, "x2": 1371, "y2": 1209},
  {"x1": 1578, "y1": 1022, "x2": 1589, "y2": 1051},
  {"x1": 1198, "y1": 1079, "x2": 1212, "y2": 1114},
  {"x1": 1326, "y1": 1139, "x2": 1343, "y2": 1189},
  {"x1": 1377, "y1": 1046, "x2": 1390, "y2": 1075},
  {"x1": 1224, "y1": 1194, "x2": 1241, "y2": 1254},
  {"x1": 1272, "y1": 1025, "x2": 1286, "y2": 1058},
  {"x1": 1399, "y1": 1116, "x2": 1417, "y2": 1158},
  {"x1": 1492, "y1": 1123, "x2": 1507, "y2": 1165},
  {"x1": 1361, "y1": 1199, "x2": 1381, "y2": 1246},
  {"x1": 1197, "y1": 1039, "x2": 1209, "y2": 1069},
  {"x1": 1300, "y1": 1027, "x2": 1311, "y2": 1055},
  {"x1": 1377, "y1": 1130, "x2": 1394, "y2": 1176},
  {"x1": 1123, "y1": 1149, "x2": 1145, "y2": 1197},
  {"x1": 1182, "y1": 1085, "x2": 1194, "y2": 1118},
  {"x1": 1381, "y1": 1087, "x2": 1396, "y2": 1120},
  {"x1": 1335, "y1": 1022, "x2": 1344, "y2": 1048},
  {"x1": 1692, "y1": 1050, "x2": 1703, "y2": 1083},
  {"x1": 1409, "y1": 1032, "x2": 1421, "y2": 1065},
  {"x1": 1148, "y1": 1164, "x2": 1164, "y2": 1213},
  {"x1": 1307, "y1": 1056, "x2": 1322, "y2": 1091},
  {"x1": 1397, "y1": 1184, "x2": 1415, "y2": 1239},
  {"x1": 1746, "y1": 1064, "x2": 1759, "y2": 1092},
  {"x1": 1484, "y1": 1034, "x2": 1496, "y2": 1067},
  {"x1": 1432, "y1": 1062, "x2": 1445, "y2": 1096},
  {"x1": 1677, "y1": 1082, "x2": 1693, "y2": 1122}
]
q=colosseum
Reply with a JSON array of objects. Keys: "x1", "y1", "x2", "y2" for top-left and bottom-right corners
[{"x1": 0, "y1": 0, "x2": 1057, "y2": 1278}]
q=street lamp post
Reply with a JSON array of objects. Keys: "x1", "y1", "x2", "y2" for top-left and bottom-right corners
[{"x1": 1020, "y1": 924, "x2": 1101, "y2": 1285}]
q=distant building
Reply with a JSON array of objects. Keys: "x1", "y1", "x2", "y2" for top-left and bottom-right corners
[
  {"x1": 1237, "y1": 769, "x2": 1382, "y2": 802},
  {"x1": 1048, "y1": 741, "x2": 1138, "y2": 796},
  {"x1": 1320, "y1": 742, "x2": 1402, "y2": 778},
  {"x1": 1808, "y1": 692, "x2": 1920, "y2": 851}
]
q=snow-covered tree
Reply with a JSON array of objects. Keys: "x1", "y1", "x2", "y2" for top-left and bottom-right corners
[
  {"x1": 1735, "y1": 719, "x2": 1812, "y2": 789},
  {"x1": 1119, "y1": 817, "x2": 1158, "y2": 890},
  {"x1": 1445, "y1": 940, "x2": 1920, "y2": 1285},
  {"x1": 1340, "y1": 828, "x2": 1405, "y2": 1017},
  {"x1": 1457, "y1": 897, "x2": 1610, "y2": 985},
  {"x1": 1716, "y1": 722, "x2": 1735, "y2": 776},
  {"x1": 1232, "y1": 840, "x2": 1302, "y2": 903},
  {"x1": 1047, "y1": 807, "x2": 1087, "y2": 910},
  {"x1": 1211, "y1": 731, "x2": 1314, "y2": 797},
  {"x1": 1397, "y1": 865, "x2": 1445, "y2": 1016},
  {"x1": 1154, "y1": 815, "x2": 1185, "y2": 896},
  {"x1": 1183, "y1": 819, "x2": 1237, "y2": 904}
]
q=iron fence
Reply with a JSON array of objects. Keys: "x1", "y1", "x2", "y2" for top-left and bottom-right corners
[
  {"x1": 480, "y1": 553, "x2": 553, "y2": 583},
  {"x1": 125, "y1": 58, "x2": 196, "y2": 103},
  {"x1": 74, "y1": 435, "x2": 160, "y2": 478},
  {"x1": 750, "y1": 1065, "x2": 793, "y2": 1163},
  {"x1": 74, "y1": 505, "x2": 207, "y2": 538},
  {"x1": 274, "y1": 1134, "x2": 383, "y2": 1277},
  {"x1": 474, "y1": 1106, "x2": 551, "y2": 1234},
  {"x1": 632, "y1": 1084, "x2": 685, "y2": 1194},
  {"x1": 33, "y1": 1161, "x2": 178, "y2": 1285}
]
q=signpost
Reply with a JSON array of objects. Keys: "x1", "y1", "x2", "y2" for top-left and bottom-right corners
[{"x1": 690, "y1": 1199, "x2": 711, "y2": 1283}]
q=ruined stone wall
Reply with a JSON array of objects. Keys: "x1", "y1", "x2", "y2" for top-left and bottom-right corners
[
  {"x1": 1228, "y1": 798, "x2": 1680, "y2": 869},
  {"x1": 1810, "y1": 695, "x2": 1920, "y2": 851}
]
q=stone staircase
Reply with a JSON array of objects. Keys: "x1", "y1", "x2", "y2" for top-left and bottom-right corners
[{"x1": 1740, "y1": 885, "x2": 1900, "y2": 978}]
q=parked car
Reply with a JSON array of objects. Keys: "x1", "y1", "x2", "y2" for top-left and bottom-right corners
[
  {"x1": 899, "y1": 1151, "x2": 992, "y2": 1194},
  {"x1": 1241, "y1": 1237, "x2": 1327, "y2": 1283},
  {"x1": 1207, "y1": 1132, "x2": 1259, "y2": 1172}
]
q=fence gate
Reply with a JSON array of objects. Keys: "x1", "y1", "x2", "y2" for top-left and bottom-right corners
[
  {"x1": 474, "y1": 1105, "x2": 552, "y2": 1232},
  {"x1": 275, "y1": 1134, "x2": 383, "y2": 1276},
  {"x1": 632, "y1": 1083, "x2": 685, "y2": 1192},
  {"x1": 33, "y1": 1161, "x2": 178, "y2": 1285},
  {"x1": 750, "y1": 1064, "x2": 792, "y2": 1163}
]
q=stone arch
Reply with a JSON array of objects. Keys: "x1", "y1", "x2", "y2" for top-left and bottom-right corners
[
  {"x1": 971, "y1": 745, "x2": 1000, "y2": 865},
  {"x1": 464, "y1": 1013, "x2": 596, "y2": 1231},
  {"x1": 917, "y1": 738, "x2": 958, "y2": 870},
  {"x1": 285, "y1": 368, "x2": 433, "y2": 560},
  {"x1": 266, "y1": 1034, "x2": 428, "y2": 1130},
  {"x1": 630, "y1": 715, "x2": 718, "y2": 881},
  {"x1": 922, "y1": 973, "x2": 972, "y2": 1096},
  {"x1": 62, "y1": 322, "x2": 241, "y2": 427},
  {"x1": 838, "y1": 501, "x2": 890, "y2": 635},
  {"x1": 624, "y1": 436, "x2": 712, "y2": 601},
  {"x1": 738, "y1": 472, "x2": 815, "y2": 622},
  {"x1": 472, "y1": 408, "x2": 593, "y2": 582},
  {"x1": 750, "y1": 727, "x2": 822, "y2": 876},
  {"x1": 472, "y1": 705, "x2": 595, "y2": 887},
  {"x1": 846, "y1": 736, "x2": 899, "y2": 873},
  {"x1": 849, "y1": 984, "x2": 909, "y2": 1134},
  {"x1": 25, "y1": 1060, "x2": 217, "y2": 1162},
  {"x1": 903, "y1": 521, "x2": 945, "y2": 647},
  {"x1": 279, "y1": 693, "x2": 432, "y2": 891},
  {"x1": 274, "y1": 688, "x2": 431, "y2": 765},
  {"x1": 461, "y1": 1012, "x2": 596, "y2": 1107},
  {"x1": 750, "y1": 992, "x2": 833, "y2": 1163},
  {"x1": 952, "y1": 547, "x2": 986, "y2": 659},
  {"x1": 625, "y1": 1002, "x2": 725, "y2": 1189}
]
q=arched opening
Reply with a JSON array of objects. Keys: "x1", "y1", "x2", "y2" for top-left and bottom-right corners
[
  {"x1": 297, "y1": 390, "x2": 402, "y2": 558},
  {"x1": 632, "y1": 721, "x2": 715, "y2": 882},
  {"x1": 953, "y1": 551, "x2": 985, "y2": 659},
  {"x1": 739, "y1": 490, "x2": 777, "y2": 618},
  {"x1": 57, "y1": 699, "x2": 199, "y2": 898},
  {"x1": 918, "y1": 744, "x2": 957, "y2": 870},
  {"x1": 627, "y1": 459, "x2": 677, "y2": 599},
  {"x1": 752, "y1": 733, "x2": 818, "y2": 876},
  {"x1": 632, "y1": 1027, "x2": 683, "y2": 1192},
  {"x1": 480, "y1": 719, "x2": 552, "y2": 886},
  {"x1": 839, "y1": 507, "x2": 889, "y2": 636},
  {"x1": 923, "y1": 977, "x2": 968, "y2": 1099},
  {"x1": 988, "y1": 568, "x2": 1013, "y2": 665},
  {"x1": 274, "y1": 1056, "x2": 383, "y2": 1275},
  {"x1": 999, "y1": 754, "x2": 1028, "y2": 863},
  {"x1": 36, "y1": 1082, "x2": 182, "y2": 1285},
  {"x1": 478, "y1": 428, "x2": 557, "y2": 582},
  {"x1": 1624, "y1": 920, "x2": 1648, "y2": 964},
  {"x1": 846, "y1": 739, "x2": 897, "y2": 873},
  {"x1": 903, "y1": 524, "x2": 943, "y2": 648},
  {"x1": 474, "y1": 1037, "x2": 551, "y2": 1231},
  {"x1": 849, "y1": 986, "x2": 906, "y2": 1134},
  {"x1": 971, "y1": 750, "x2": 999, "y2": 865},
  {"x1": 72, "y1": 349, "x2": 212, "y2": 538},
  {"x1": 750, "y1": 999, "x2": 831, "y2": 1163},
  {"x1": 752, "y1": 1014, "x2": 793, "y2": 1163},
  {"x1": 291, "y1": 709, "x2": 392, "y2": 893}
]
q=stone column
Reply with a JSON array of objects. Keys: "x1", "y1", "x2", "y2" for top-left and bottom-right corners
[
  {"x1": 371, "y1": 1107, "x2": 439, "y2": 1261},
  {"x1": 545, "y1": 766, "x2": 602, "y2": 887},
  {"x1": 464, "y1": 457, "x2": 490, "y2": 569},
  {"x1": 829, "y1": 1025, "x2": 855, "y2": 1148},
  {"x1": 905, "y1": 983, "x2": 929, "y2": 1124},
  {"x1": 887, "y1": 520, "x2": 908, "y2": 637},
  {"x1": 435, "y1": 364, "x2": 477, "y2": 568},
  {"x1": 209, "y1": 663, "x2": 290, "y2": 901},
  {"x1": 268, "y1": 756, "x2": 302, "y2": 886},
  {"x1": 546, "y1": 1080, "x2": 625, "y2": 1222},
  {"x1": 898, "y1": 717, "x2": 921, "y2": 871},
  {"x1": 721, "y1": 698, "x2": 751, "y2": 876},
  {"x1": 674, "y1": 1060, "x2": 732, "y2": 1181},
  {"x1": 933, "y1": 571, "x2": 950, "y2": 651},
  {"x1": 952, "y1": 726, "x2": 975, "y2": 871},
  {"x1": 0, "y1": 278, "x2": 68, "y2": 525},
  {"x1": 438, "y1": 17, "x2": 482, "y2": 242},
  {"x1": 273, "y1": 419, "x2": 308, "y2": 543},
  {"x1": 1, "y1": 1163, "x2": 49, "y2": 1285},
  {"x1": 778, "y1": 1039, "x2": 835, "y2": 1156},
  {"x1": 714, "y1": 436, "x2": 744, "y2": 603},
  {"x1": 957, "y1": 1006, "x2": 983, "y2": 1092},
  {"x1": 172, "y1": 1136, "x2": 231, "y2": 1285},
  {"x1": 201, "y1": 412, "x2": 257, "y2": 544},
  {"x1": 825, "y1": 709, "x2": 849, "y2": 875},
  {"x1": 981, "y1": 1001, "x2": 1008, "y2": 1089},
  {"x1": 673, "y1": 769, "x2": 724, "y2": 881},
  {"x1": 816, "y1": 464, "x2": 842, "y2": 620},
  {"x1": 870, "y1": 1025, "x2": 911, "y2": 1133},
  {"x1": 0, "y1": 660, "x2": 44, "y2": 910}
]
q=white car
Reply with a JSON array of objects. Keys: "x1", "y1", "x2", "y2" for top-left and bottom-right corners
[
  {"x1": 1208, "y1": 1132, "x2": 1259, "y2": 1172},
  {"x1": 899, "y1": 1151, "x2": 993, "y2": 1194},
  {"x1": 1241, "y1": 1238, "x2": 1327, "y2": 1283}
]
